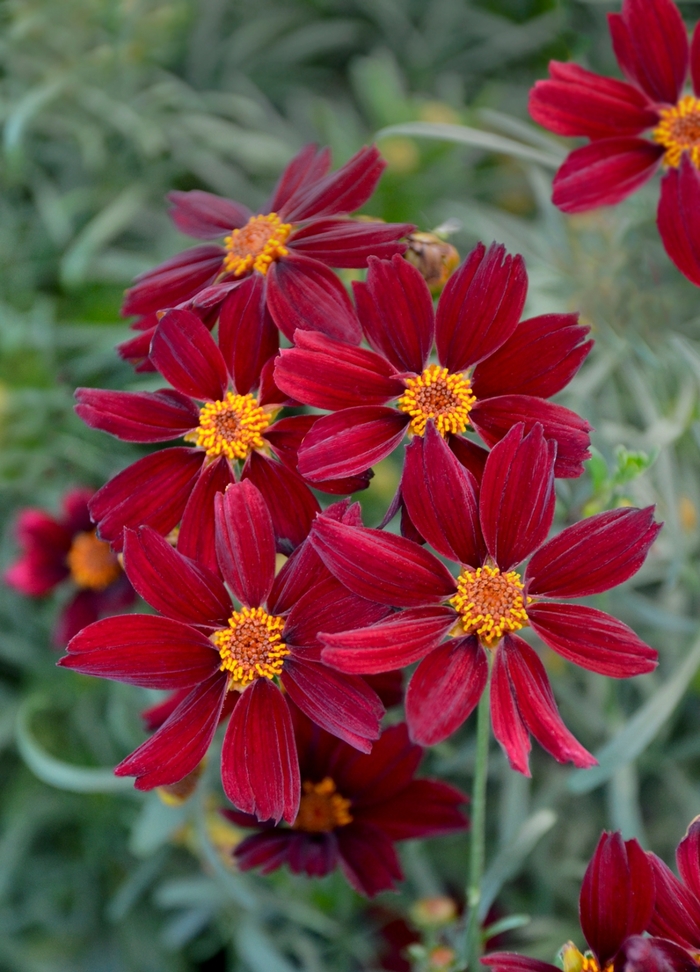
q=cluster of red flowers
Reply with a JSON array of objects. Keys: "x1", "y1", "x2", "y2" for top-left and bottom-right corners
[{"x1": 5, "y1": 142, "x2": 662, "y2": 899}]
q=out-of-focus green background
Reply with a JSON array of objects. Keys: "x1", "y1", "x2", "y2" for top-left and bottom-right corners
[{"x1": 2, "y1": 1, "x2": 700, "y2": 969}]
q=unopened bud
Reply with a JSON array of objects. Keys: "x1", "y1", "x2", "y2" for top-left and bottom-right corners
[
  {"x1": 411, "y1": 896, "x2": 458, "y2": 927},
  {"x1": 157, "y1": 761, "x2": 205, "y2": 805},
  {"x1": 428, "y1": 945, "x2": 456, "y2": 970},
  {"x1": 405, "y1": 232, "x2": 460, "y2": 295},
  {"x1": 561, "y1": 942, "x2": 585, "y2": 972}
]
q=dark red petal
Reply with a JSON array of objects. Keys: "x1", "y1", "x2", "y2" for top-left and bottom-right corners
[
  {"x1": 283, "y1": 573, "x2": 388, "y2": 648},
  {"x1": 528, "y1": 602, "x2": 658, "y2": 677},
  {"x1": 614, "y1": 935, "x2": 699, "y2": 972},
  {"x1": 214, "y1": 480, "x2": 275, "y2": 607},
  {"x1": 336, "y1": 821, "x2": 403, "y2": 897},
  {"x1": 490, "y1": 639, "x2": 533, "y2": 776},
  {"x1": 177, "y1": 456, "x2": 234, "y2": 575},
  {"x1": 310, "y1": 516, "x2": 456, "y2": 608},
  {"x1": 406, "y1": 637, "x2": 487, "y2": 746},
  {"x1": 528, "y1": 63, "x2": 660, "y2": 138},
  {"x1": 353, "y1": 254, "x2": 435, "y2": 374},
  {"x1": 218, "y1": 275, "x2": 278, "y2": 396},
  {"x1": 658, "y1": 159, "x2": 700, "y2": 287},
  {"x1": 552, "y1": 138, "x2": 663, "y2": 213},
  {"x1": 242, "y1": 452, "x2": 320, "y2": 555},
  {"x1": 333, "y1": 722, "x2": 420, "y2": 803},
  {"x1": 267, "y1": 252, "x2": 362, "y2": 344},
  {"x1": 526, "y1": 506, "x2": 661, "y2": 598},
  {"x1": 150, "y1": 308, "x2": 228, "y2": 401},
  {"x1": 320, "y1": 606, "x2": 456, "y2": 674},
  {"x1": 608, "y1": 0, "x2": 688, "y2": 105},
  {"x1": 234, "y1": 830, "x2": 295, "y2": 875},
  {"x1": 167, "y1": 189, "x2": 252, "y2": 238},
  {"x1": 470, "y1": 395, "x2": 592, "y2": 479},
  {"x1": 123, "y1": 526, "x2": 230, "y2": 627},
  {"x1": 361, "y1": 777, "x2": 468, "y2": 840},
  {"x1": 435, "y1": 242, "x2": 528, "y2": 372},
  {"x1": 220, "y1": 679, "x2": 300, "y2": 824},
  {"x1": 281, "y1": 658, "x2": 383, "y2": 752},
  {"x1": 580, "y1": 833, "x2": 643, "y2": 964},
  {"x1": 289, "y1": 218, "x2": 412, "y2": 268},
  {"x1": 625, "y1": 838, "x2": 660, "y2": 936},
  {"x1": 74, "y1": 387, "x2": 199, "y2": 442},
  {"x1": 54, "y1": 590, "x2": 100, "y2": 645},
  {"x1": 281, "y1": 145, "x2": 385, "y2": 222},
  {"x1": 677, "y1": 817, "x2": 700, "y2": 903},
  {"x1": 479, "y1": 423, "x2": 556, "y2": 571},
  {"x1": 121, "y1": 245, "x2": 223, "y2": 317},
  {"x1": 482, "y1": 954, "x2": 559, "y2": 972},
  {"x1": 269, "y1": 144, "x2": 331, "y2": 215},
  {"x1": 501, "y1": 634, "x2": 597, "y2": 769},
  {"x1": 116, "y1": 326, "x2": 157, "y2": 372},
  {"x1": 59, "y1": 615, "x2": 220, "y2": 687},
  {"x1": 298, "y1": 406, "x2": 408, "y2": 482},
  {"x1": 692, "y1": 22, "x2": 700, "y2": 96},
  {"x1": 89, "y1": 448, "x2": 204, "y2": 550},
  {"x1": 448, "y1": 433, "x2": 489, "y2": 481},
  {"x1": 647, "y1": 854, "x2": 700, "y2": 949},
  {"x1": 287, "y1": 832, "x2": 339, "y2": 878},
  {"x1": 471, "y1": 314, "x2": 593, "y2": 401},
  {"x1": 274, "y1": 330, "x2": 404, "y2": 410},
  {"x1": 401, "y1": 423, "x2": 485, "y2": 565},
  {"x1": 115, "y1": 672, "x2": 227, "y2": 788}
]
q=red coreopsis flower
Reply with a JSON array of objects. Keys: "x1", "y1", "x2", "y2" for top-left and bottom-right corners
[
  {"x1": 645, "y1": 816, "x2": 700, "y2": 952},
  {"x1": 483, "y1": 831, "x2": 695, "y2": 972},
  {"x1": 529, "y1": 0, "x2": 700, "y2": 286},
  {"x1": 4, "y1": 488, "x2": 135, "y2": 645},
  {"x1": 76, "y1": 308, "x2": 370, "y2": 562},
  {"x1": 225, "y1": 710, "x2": 468, "y2": 897},
  {"x1": 274, "y1": 246, "x2": 593, "y2": 493},
  {"x1": 58, "y1": 484, "x2": 389, "y2": 823},
  {"x1": 309, "y1": 422, "x2": 660, "y2": 774},
  {"x1": 118, "y1": 144, "x2": 413, "y2": 367}
]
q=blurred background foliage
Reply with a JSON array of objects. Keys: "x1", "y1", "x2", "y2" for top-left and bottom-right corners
[{"x1": 3, "y1": 0, "x2": 700, "y2": 969}]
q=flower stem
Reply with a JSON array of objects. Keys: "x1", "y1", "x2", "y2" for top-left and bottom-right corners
[{"x1": 462, "y1": 663, "x2": 492, "y2": 970}]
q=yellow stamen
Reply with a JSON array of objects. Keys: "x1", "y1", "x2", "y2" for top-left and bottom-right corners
[
  {"x1": 450, "y1": 565, "x2": 530, "y2": 647},
  {"x1": 397, "y1": 364, "x2": 476, "y2": 437},
  {"x1": 292, "y1": 777, "x2": 353, "y2": 833},
  {"x1": 193, "y1": 392, "x2": 270, "y2": 461},
  {"x1": 66, "y1": 531, "x2": 121, "y2": 591},
  {"x1": 223, "y1": 213, "x2": 292, "y2": 276},
  {"x1": 213, "y1": 607, "x2": 289, "y2": 687},
  {"x1": 653, "y1": 95, "x2": 700, "y2": 168},
  {"x1": 560, "y1": 944, "x2": 610, "y2": 972}
]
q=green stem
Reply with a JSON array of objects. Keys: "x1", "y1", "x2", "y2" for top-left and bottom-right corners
[{"x1": 462, "y1": 660, "x2": 492, "y2": 970}]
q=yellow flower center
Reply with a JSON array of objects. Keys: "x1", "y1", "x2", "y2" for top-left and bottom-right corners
[
  {"x1": 292, "y1": 777, "x2": 353, "y2": 833},
  {"x1": 450, "y1": 565, "x2": 530, "y2": 647},
  {"x1": 222, "y1": 213, "x2": 292, "y2": 276},
  {"x1": 193, "y1": 392, "x2": 270, "y2": 461},
  {"x1": 653, "y1": 95, "x2": 700, "y2": 168},
  {"x1": 561, "y1": 944, "x2": 610, "y2": 972},
  {"x1": 397, "y1": 364, "x2": 476, "y2": 436},
  {"x1": 66, "y1": 530, "x2": 121, "y2": 591},
  {"x1": 213, "y1": 606, "x2": 289, "y2": 687}
]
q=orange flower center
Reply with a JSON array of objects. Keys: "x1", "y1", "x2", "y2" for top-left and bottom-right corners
[
  {"x1": 192, "y1": 392, "x2": 270, "y2": 461},
  {"x1": 213, "y1": 607, "x2": 289, "y2": 687},
  {"x1": 397, "y1": 364, "x2": 476, "y2": 436},
  {"x1": 292, "y1": 777, "x2": 353, "y2": 833},
  {"x1": 450, "y1": 565, "x2": 530, "y2": 647},
  {"x1": 66, "y1": 530, "x2": 121, "y2": 591},
  {"x1": 223, "y1": 213, "x2": 292, "y2": 276},
  {"x1": 653, "y1": 95, "x2": 700, "y2": 168}
]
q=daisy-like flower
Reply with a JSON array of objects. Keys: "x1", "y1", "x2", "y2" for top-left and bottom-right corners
[
  {"x1": 119, "y1": 144, "x2": 413, "y2": 365},
  {"x1": 646, "y1": 816, "x2": 700, "y2": 951},
  {"x1": 4, "y1": 488, "x2": 134, "y2": 645},
  {"x1": 483, "y1": 831, "x2": 695, "y2": 972},
  {"x1": 225, "y1": 709, "x2": 468, "y2": 897},
  {"x1": 76, "y1": 308, "x2": 370, "y2": 562},
  {"x1": 310, "y1": 422, "x2": 660, "y2": 773},
  {"x1": 274, "y1": 246, "x2": 593, "y2": 489},
  {"x1": 529, "y1": 0, "x2": 700, "y2": 286},
  {"x1": 58, "y1": 484, "x2": 388, "y2": 823}
]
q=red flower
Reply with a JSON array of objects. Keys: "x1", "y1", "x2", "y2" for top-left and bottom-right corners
[
  {"x1": 58, "y1": 484, "x2": 388, "y2": 823},
  {"x1": 483, "y1": 831, "x2": 694, "y2": 972},
  {"x1": 529, "y1": 0, "x2": 700, "y2": 286},
  {"x1": 119, "y1": 144, "x2": 413, "y2": 366},
  {"x1": 310, "y1": 422, "x2": 660, "y2": 774},
  {"x1": 76, "y1": 308, "x2": 369, "y2": 562},
  {"x1": 226, "y1": 710, "x2": 468, "y2": 897},
  {"x1": 646, "y1": 816, "x2": 700, "y2": 951},
  {"x1": 274, "y1": 246, "x2": 593, "y2": 487},
  {"x1": 4, "y1": 488, "x2": 134, "y2": 645}
]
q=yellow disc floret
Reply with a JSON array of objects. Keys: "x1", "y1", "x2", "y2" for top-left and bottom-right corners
[
  {"x1": 194, "y1": 392, "x2": 270, "y2": 461},
  {"x1": 213, "y1": 607, "x2": 289, "y2": 687},
  {"x1": 223, "y1": 213, "x2": 292, "y2": 276},
  {"x1": 397, "y1": 364, "x2": 476, "y2": 437},
  {"x1": 450, "y1": 565, "x2": 530, "y2": 647},
  {"x1": 293, "y1": 777, "x2": 353, "y2": 833},
  {"x1": 66, "y1": 530, "x2": 121, "y2": 591},
  {"x1": 653, "y1": 95, "x2": 700, "y2": 168}
]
